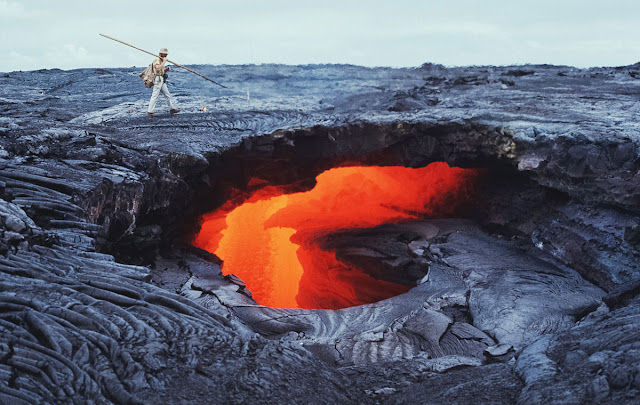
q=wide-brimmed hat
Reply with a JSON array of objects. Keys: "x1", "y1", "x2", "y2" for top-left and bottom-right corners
[{"x1": 159, "y1": 48, "x2": 169, "y2": 55}]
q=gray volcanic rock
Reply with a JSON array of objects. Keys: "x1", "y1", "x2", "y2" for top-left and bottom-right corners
[
  {"x1": 515, "y1": 297, "x2": 640, "y2": 404},
  {"x1": 432, "y1": 220, "x2": 604, "y2": 349},
  {"x1": 0, "y1": 62, "x2": 639, "y2": 404},
  {"x1": 254, "y1": 219, "x2": 603, "y2": 364}
]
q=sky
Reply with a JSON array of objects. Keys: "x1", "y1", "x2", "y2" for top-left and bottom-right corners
[{"x1": 1, "y1": 0, "x2": 640, "y2": 72}]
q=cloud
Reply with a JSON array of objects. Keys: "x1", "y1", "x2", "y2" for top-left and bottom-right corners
[
  {"x1": 0, "y1": 0, "x2": 30, "y2": 19},
  {"x1": 413, "y1": 22, "x2": 507, "y2": 38},
  {"x1": 62, "y1": 44, "x2": 89, "y2": 59},
  {"x1": 6, "y1": 51, "x2": 37, "y2": 71},
  {"x1": 42, "y1": 44, "x2": 97, "y2": 69}
]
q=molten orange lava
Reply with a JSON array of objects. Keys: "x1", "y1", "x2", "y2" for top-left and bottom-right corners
[{"x1": 194, "y1": 163, "x2": 479, "y2": 309}]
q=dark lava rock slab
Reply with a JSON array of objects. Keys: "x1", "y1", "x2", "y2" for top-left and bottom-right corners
[
  {"x1": 515, "y1": 297, "x2": 640, "y2": 404},
  {"x1": 351, "y1": 363, "x2": 524, "y2": 405},
  {"x1": 427, "y1": 219, "x2": 605, "y2": 349},
  {"x1": 321, "y1": 222, "x2": 439, "y2": 285}
]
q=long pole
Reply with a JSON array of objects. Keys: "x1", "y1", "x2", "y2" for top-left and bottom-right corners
[{"x1": 99, "y1": 33, "x2": 227, "y2": 89}]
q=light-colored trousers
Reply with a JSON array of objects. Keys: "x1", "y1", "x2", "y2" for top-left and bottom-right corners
[{"x1": 148, "y1": 76, "x2": 176, "y2": 112}]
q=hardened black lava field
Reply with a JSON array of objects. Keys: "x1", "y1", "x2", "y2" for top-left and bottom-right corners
[{"x1": 1, "y1": 62, "x2": 639, "y2": 404}]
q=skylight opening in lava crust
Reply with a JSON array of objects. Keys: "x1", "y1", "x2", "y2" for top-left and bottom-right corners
[{"x1": 194, "y1": 162, "x2": 480, "y2": 309}]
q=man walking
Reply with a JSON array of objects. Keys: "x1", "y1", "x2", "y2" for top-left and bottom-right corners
[{"x1": 147, "y1": 48, "x2": 180, "y2": 116}]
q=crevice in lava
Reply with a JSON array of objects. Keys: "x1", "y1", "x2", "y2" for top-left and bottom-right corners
[
  {"x1": 174, "y1": 122, "x2": 519, "y2": 310},
  {"x1": 89, "y1": 121, "x2": 638, "y2": 309},
  {"x1": 193, "y1": 163, "x2": 481, "y2": 309}
]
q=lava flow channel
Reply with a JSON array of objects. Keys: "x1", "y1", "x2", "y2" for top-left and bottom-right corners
[{"x1": 194, "y1": 162, "x2": 479, "y2": 309}]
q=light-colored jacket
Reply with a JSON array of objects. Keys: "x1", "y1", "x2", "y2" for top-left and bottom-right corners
[{"x1": 152, "y1": 57, "x2": 165, "y2": 76}]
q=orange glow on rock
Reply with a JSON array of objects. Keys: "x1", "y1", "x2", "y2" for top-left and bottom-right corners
[{"x1": 194, "y1": 162, "x2": 479, "y2": 309}]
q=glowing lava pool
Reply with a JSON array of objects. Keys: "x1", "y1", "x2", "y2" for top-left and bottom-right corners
[{"x1": 193, "y1": 162, "x2": 479, "y2": 309}]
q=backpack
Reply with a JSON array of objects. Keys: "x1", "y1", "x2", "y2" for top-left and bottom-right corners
[{"x1": 139, "y1": 64, "x2": 154, "y2": 88}]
